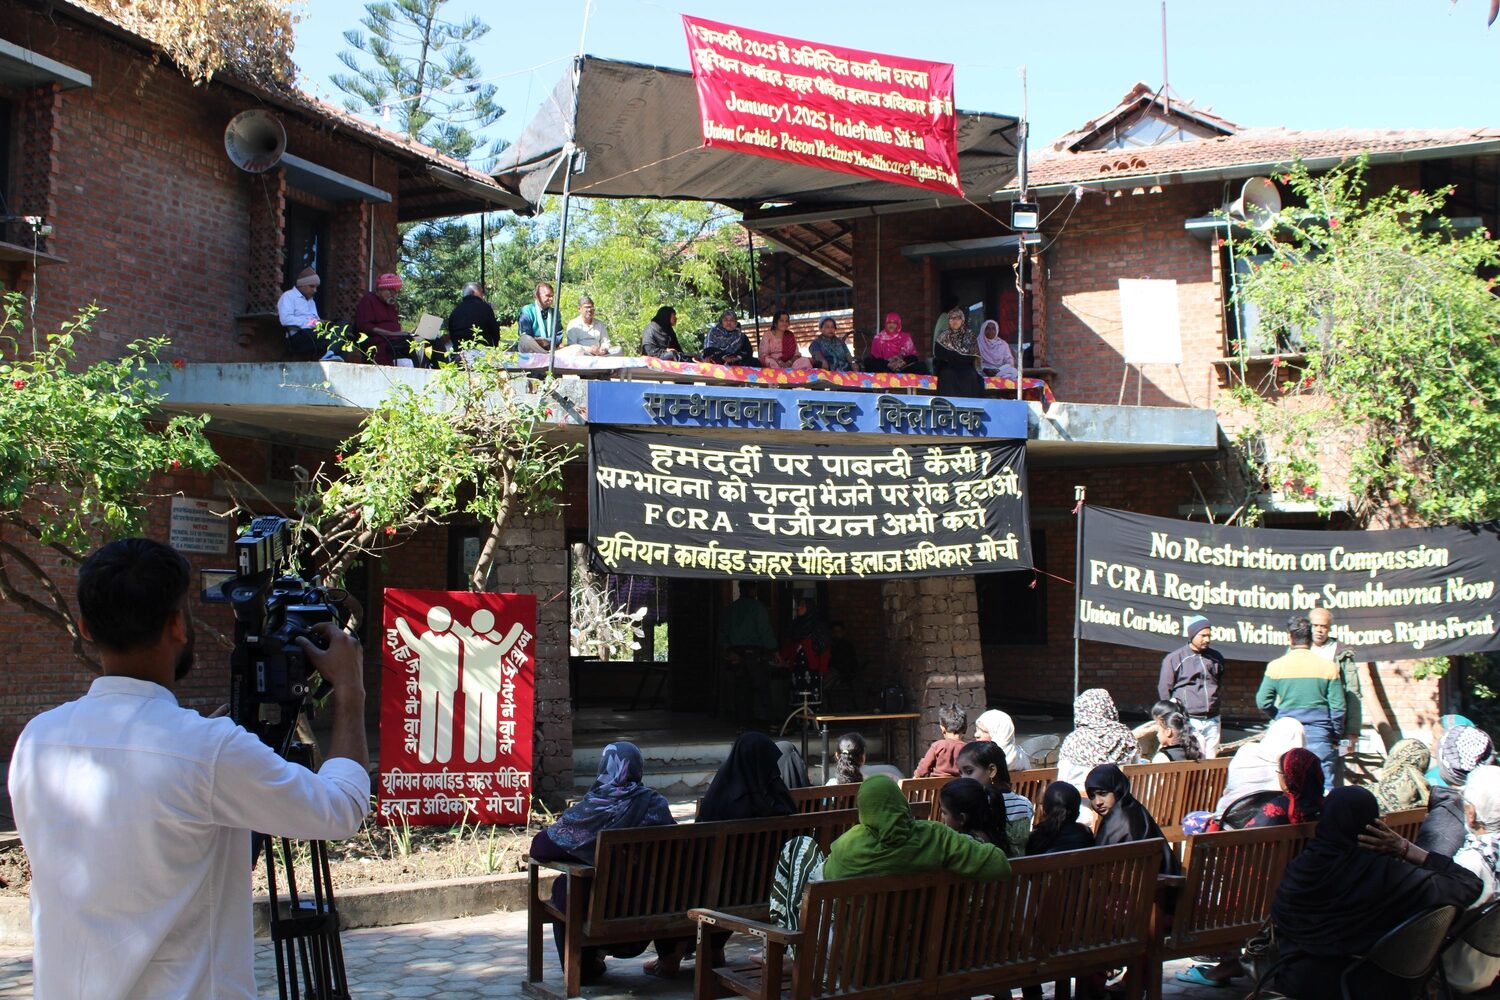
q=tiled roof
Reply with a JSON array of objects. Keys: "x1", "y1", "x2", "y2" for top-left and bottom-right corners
[
  {"x1": 1049, "y1": 82, "x2": 1239, "y2": 152},
  {"x1": 1001, "y1": 126, "x2": 1500, "y2": 194},
  {"x1": 48, "y1": 0, "x2": 510, "y2": 201}
]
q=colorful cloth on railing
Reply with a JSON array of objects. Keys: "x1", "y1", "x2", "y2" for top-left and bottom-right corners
[
  {"x1": 643, "y1": 357, "x2": 934, "y2": 390},
  {"x1": 984, "y1": 376, "x2": 1055, "y2": 404}
]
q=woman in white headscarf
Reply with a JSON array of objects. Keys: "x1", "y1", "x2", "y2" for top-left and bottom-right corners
[
  {"x1": 974, "y1": 709, "x2": 1030, "y2": 772},
  {"x1": 1214, "y1": 717, "x2": 1306, "y2": 814},
  {"x1": 1446, "y1": 765, "x2": 1500, "y2": 993}
]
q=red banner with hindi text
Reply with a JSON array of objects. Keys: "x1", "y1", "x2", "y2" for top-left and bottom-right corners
[
  {"x1": 378, "y1": 589, "x2": 535, "y2": 825},
  {"x1": 682, "y1": 15, "x2": 961, "y2": 197}
]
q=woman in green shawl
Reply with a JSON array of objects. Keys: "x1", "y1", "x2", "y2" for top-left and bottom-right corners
[{"x1": 823, "y1": 775, "x2": 1011, "y2": 880}]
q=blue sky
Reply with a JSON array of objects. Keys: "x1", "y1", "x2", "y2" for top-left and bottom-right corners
[{"x1": 292, "y1": 0, "x2": 1500, "y2": 165}]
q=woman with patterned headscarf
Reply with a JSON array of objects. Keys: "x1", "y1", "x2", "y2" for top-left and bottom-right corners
[
  {"x1": 1421, "y1": 724, "x2": 1498, "y2": 856},
  {"x1": 932, "y1": 307, "x2": 984, "y2": 397},
  {"x1": 529, "y1": 743, "x2": 678, "y2": 982},
  {"x1": 1374, "y1": 738, "x2": 1432, "y2": 814},
  {"x1": 1057, "y1": 688, "x2": 1141, "y2": 795},
  {"x1": 1223, "y1": 748, "x2": 1326, "y2": 829}
]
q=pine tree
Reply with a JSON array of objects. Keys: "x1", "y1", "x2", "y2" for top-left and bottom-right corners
[{"x1": 332, "y1": 1, "x2": 507, "y2": 318}]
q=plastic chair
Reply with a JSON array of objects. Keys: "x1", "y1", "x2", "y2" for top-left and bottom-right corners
[
  {"x1": 1435, "y1": 898, "x2": 1500, "y2": 997},
  {"x1": 1020, "y1": 734, "x2": 1060, "y2": 766},
  {"x1": 1340, "y1": 904, "x2": 1458, "y2": 999},
  {"x1": 1246, "y1": 906, "x2": 1458, "y2": 1000}
]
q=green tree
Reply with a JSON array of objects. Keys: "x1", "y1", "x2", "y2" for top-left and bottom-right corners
[
  {"x1": 1227, "y1": 157, "x2": 1500, "y2": 526},
  {"x1": 295, "y1": 350, "x2": 575, "y2": 590},
  {"x1": 566, "y1": 199, "x2": 749, "y2": 353},
  {"x1": 0, "y1": 294, "x2": 219, "y2": 666},
  {"x1": 332, "y1": 0, "x2": 507, "y2": 319}
]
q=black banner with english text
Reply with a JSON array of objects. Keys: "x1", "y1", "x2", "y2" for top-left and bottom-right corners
[{"x1": 1078, "y1": 506, "x2": 1500, "y2": 662}]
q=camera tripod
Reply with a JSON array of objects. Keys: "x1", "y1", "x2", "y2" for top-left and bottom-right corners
[{"x1": 257, "y1": 737, "x2": 350, "y2": 1000}]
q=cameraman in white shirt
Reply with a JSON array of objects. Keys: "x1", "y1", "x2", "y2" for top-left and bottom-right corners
[{"x1": 8, "y1": 538, "x2": 371, "y2": 999}]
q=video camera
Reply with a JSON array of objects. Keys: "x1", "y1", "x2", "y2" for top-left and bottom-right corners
[{"x1": 220, "y1": 516, "x2": 352, "y2": 753}]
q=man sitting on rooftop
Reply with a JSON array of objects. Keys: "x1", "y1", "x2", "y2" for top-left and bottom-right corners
[
  {"x1": 355, "y1": 273, "x2": 416, "y2": 366},
  {"x1": 277, "y1": 267, "x2": 323, "y2": 359},
  {"x1": 446, "y1": 281, "x2": 499, "y2": 350}
]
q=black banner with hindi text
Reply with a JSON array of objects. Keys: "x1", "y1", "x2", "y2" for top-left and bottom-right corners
[
  {"x1": 588, "y1": 428, "x2": 1030, "y2": 579},
  {"x1": 1078, "y1": 506, "x2": 1500, "y2": 662}
]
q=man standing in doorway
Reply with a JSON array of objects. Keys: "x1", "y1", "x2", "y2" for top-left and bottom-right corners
[
  {"x1": 1310, "y1": 605, "x2": 1363, "y2": 783},
  {"x1": 1158, "y1": 615, "x2": 1225, "y2": 759},
  {"x1": 1257, "y1": 615, "x2": 1347, "y2": 791},
  {"x1": 719, "y1": 582, "x2": 777, "y2": 725}
]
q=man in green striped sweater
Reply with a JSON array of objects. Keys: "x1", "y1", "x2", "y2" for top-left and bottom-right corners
[{"x1": 1256, "y1": 616, "x2": 1347, "y2": 792}]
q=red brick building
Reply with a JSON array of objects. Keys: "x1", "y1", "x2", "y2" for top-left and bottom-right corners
[{"x1": 0, "y1": 1, "x2": 538, "y2": 779}]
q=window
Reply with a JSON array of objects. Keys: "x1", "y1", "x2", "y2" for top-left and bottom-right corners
[
  {"x1": 1221, "y1": 249, "x2": 1316, "y2": 357},
  {"x1": 975, "y1": 531, "x2": 1047, "y2": 645},
  {"x1": 283, "y1": 200, "x2": 330, "y2": 314}
]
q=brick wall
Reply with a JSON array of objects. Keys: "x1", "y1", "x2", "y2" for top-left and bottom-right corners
[{"x1": 880, "y1": 574, "x2": 986, "y2": 764}]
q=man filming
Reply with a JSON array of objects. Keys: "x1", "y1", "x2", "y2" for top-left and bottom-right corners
[{"x1": 8, "y1": 538, "x2": 371, "y2": 999}]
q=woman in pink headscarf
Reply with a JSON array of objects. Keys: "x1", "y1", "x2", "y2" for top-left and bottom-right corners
[
  {"x1": 862, "y1": 312, "x2": 927, "y2": 374},
  {"x1": 759, "y1": 311, "x2": 812, "y2": 370}
]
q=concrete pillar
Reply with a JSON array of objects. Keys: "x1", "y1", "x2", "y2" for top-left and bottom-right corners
[{"x1": 880, "y1": 574, "x2": 986, "y2": 767}]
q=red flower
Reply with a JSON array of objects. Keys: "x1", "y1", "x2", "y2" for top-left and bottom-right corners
[
  {"x1": 1328, "y1": 217, "x2": 1339, "y2": 229},
  {"x1": 1271, "y1": 357, "x2": 1283, "y2": 368},
  {"x1": 384, "y1": 526, "x2": 396, "y2": 537},
  {"x1": 1282, "y1": 479, "x2": 1295, "y2": 489},
  {"x1": 1280, "y1": 174, "x2": 1291, "y2": 184},
  {"x1": 171, "y1": 358, "x2": 186, "y2": 369},
  {"x1": 544, "y1": 408, "x2": 554, "y2": 418},
  {"x1": 1301, "y1": 485, "x2": 1315, "y2": 496},
  {"x1": 170, "y1": 459, "x2": 181, "y2": 470},
  {"x1": 1279, "y1": 260, "x2": 1290, "y2": 269},
  {"x1": 335, "y1": 452, "x2": 344, "y2": 463},
  {"x1": 11, "y1": 379, "x2": 24, "y2": 390}
]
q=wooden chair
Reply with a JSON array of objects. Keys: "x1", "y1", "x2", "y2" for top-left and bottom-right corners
[
  {"x1": 525, "y1": 809, "x2": 856, "y2": 998},
  {"x1": 1147, "y1": 823, "x2": 1316, "y2": 1000},
  {"x1": 1010, "y1": 766, "x2": 1058, "y2": 812},
  {"x1": 690, "y1": 839, "x2": 1164, "y2": 1000}
]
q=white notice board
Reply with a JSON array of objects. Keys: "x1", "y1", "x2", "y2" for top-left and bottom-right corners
[
  {"x1": 1118, "y1": 278, "x2": 1183, "y2": 364},
  {"x1": 169, "y1": 496, "x2": 230, "y2": 555}
]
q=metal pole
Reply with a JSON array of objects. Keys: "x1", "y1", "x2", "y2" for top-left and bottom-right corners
[
  {"x1": 747, "y1": 225, "x2": 760, "y2": 341},
  {"x1": 1015, "y1": 67, "x2": 1029, "y2": 401},
  {"x1": 1161, "y1": 1, "x2": 1171, "y2": 116},
  {"x1": 480, "y1": 213, "x2": 487, "y2": 290},
  {"x1": 1072, "y1": 485, "x2": 1086, "y2": 704},
  {"x1": 547, "y1": 56, "x2": 585, "y2": 377},
  {"x1": 547, "y1": 151, "x2": 574, "y2": 377}
]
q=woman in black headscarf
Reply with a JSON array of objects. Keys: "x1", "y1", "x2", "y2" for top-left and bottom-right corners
[
  {"x1": 699, "y1": 732, "x2": 797, "y2": 822},
  {"x1": 1085, "y1": 763, "x2": 1179, "y2": 876},
  {"x1": 641, "y1": 305, "x2": 690, "y2": 361},
  {"x1": 775, "y1": 740, "x2": 811, "y2": 790},
  {"x1": 1269, "y1": 786, "x2": 1482, "y2": 998}
]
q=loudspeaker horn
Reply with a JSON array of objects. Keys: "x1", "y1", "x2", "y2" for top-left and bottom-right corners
[
  {"x1": 1227, "y1": 176, "x2": 1282, "y2": 231},
  {"x1": 224, "y1": 110, "x2": 287, "y2": 173}
]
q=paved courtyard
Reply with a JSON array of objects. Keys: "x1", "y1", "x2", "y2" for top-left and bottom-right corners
[{"x1": 0, "y1": 907, "x2": 1249, "y2": 998}]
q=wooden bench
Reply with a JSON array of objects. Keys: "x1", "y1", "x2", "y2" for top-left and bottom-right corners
[
  {"x1": 690, "y1": 839, "x2": 1164, "y2": 999},
  {"x1": 1122, "y1": 757, "x2": 1232, "y2": 837},
  {"x1": 1147, "y1": 822, "x2": 1315, "y2": 1000},
  {"x1": 525, "y1": 810, "x2": 858, "y2": 998},
  {"x1": 790, "y1": 783, "x2": 860, "y2": 813},
  {"x1": 900, "y1": 768, "x2": 1059, "y2": 813},
  {"x1": 1384, "y1": 806, "x2": 1427, "y2": 841}
]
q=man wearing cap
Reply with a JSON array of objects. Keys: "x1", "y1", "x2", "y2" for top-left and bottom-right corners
[
  {"x1": 1257, "y1": 615, "x2": 1346, "y2": 790},
  {"x1": 355, "y1": 273, "x2": 411, "y2": 365},
  {"x1": 1158, "y1": 615, "x2": 1226, "y2": 759},
  {"x1": 277, "y1": 267, "x2": 322, "y2": 357}
]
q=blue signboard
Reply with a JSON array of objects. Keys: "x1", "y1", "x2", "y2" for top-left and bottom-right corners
[{"x1": 586, "y1": 382, "x2": 1028, "y2": 440}]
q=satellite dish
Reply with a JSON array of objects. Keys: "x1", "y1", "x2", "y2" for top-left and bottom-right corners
[
  {"x1": 224, "y1": 110, "x2": 287, "y2": 173},
  {"x1": 1227, "y1": 177, "x2": 1282, "y2": 231}
]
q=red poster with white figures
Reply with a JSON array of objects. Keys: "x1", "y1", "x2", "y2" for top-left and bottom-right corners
[
  {"x1": 378, "y1": 589, "x2": 535, "y2": 825},
  {"x1": 682, "y1": 15, "x2": 961, "y2": 197}
]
